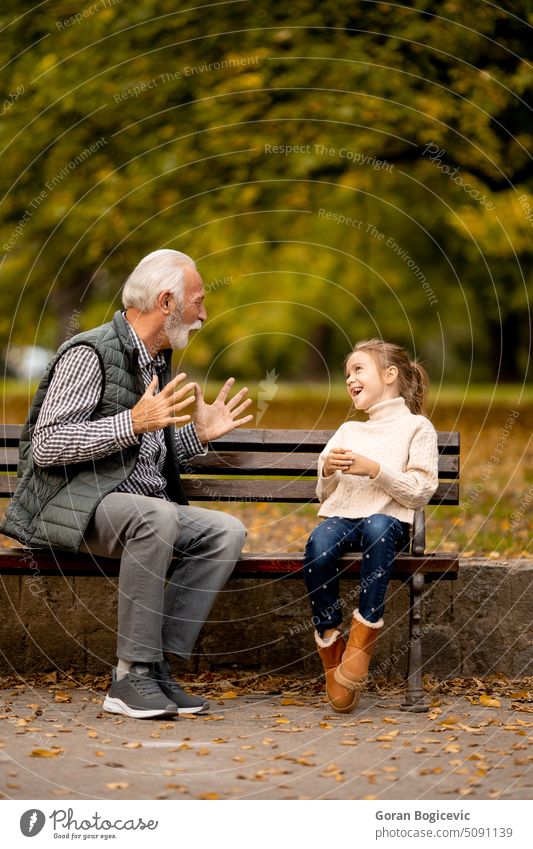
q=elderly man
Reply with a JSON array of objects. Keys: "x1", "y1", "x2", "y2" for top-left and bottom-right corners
[{"x1": 1, "y1": 250, "x2": 252, "y2": 719}]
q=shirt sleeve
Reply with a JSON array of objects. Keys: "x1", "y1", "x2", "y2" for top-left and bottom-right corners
[
  {"x1": 174, "y1": 422, "x2": 208, "y2": 463},
  {"x1": 32, "y1": 345, "x2": 138, "y2": 467},
  {"x1": 371, "y1": 421, "x2": 439, "y2": 509}
]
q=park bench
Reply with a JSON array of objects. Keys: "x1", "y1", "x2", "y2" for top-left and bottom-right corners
[{"x1": 0, "y1": 424, "x2": 459, "y2": 712}]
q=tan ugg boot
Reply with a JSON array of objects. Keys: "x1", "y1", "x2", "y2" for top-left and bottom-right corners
[
  {"x1": 315, "y1": 630, "x2": 358, "y2": 713},
  {"x1": 333, "y1": 611, "x2": 383, "y2": 702}
]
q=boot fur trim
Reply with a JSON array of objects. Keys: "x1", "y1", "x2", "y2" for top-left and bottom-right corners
[
  {"x1": 314, "y1": 629, "x2": 342, "y2": 648},
  {"x1": 353, "y1": 610, "x2": 384, "y2": 629}
]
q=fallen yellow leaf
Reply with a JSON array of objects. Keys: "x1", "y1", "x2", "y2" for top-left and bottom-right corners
[
  {"x1": 122, "y1": 741, "x2": 142, "y2": 748},
  {"x1": 219, "y1": 691, "x2": 237, "y2": 700},
  {"x1": 30, "y1": 748, "x2": 64, "y2": 758},
  {"x1": 428, "y1": 708, "x2": 442, "y2": 720},
  {"x1": 479, "y1": 694, "x2": 501, "y2": 708},
  {"x1": 372, "y1": 729, "x2": 400, "y2": 742},
  {"x1": 439, "y1": 715, "x2": 460, "y2": 726},
  {"x1": 105, "y1": 782, "x2": 130, "y2": 790}
]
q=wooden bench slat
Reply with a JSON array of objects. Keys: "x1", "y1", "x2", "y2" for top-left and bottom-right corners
[
  {"x1": 180, "y1": 478, "x2": 459, "y2": 505},
  {"x1": 0, "y1": 424, "x2": 24, "y2": 444},
  {"x1": 0, "y1": 425, "x2": 461, "y2": 453},
  {"x1": 0, "y1": 475, "x2": 18, "y2": 497},
  {"x1": 0, "y1": 447, "x2": 23, "y2": 469},
  {"x1": 0, "y1": 475, "x2": 460, "y2": 503},
  {"x1": 184, "y1": 451, "x2": 459, "y2": 477},
  {"x1": 0, "y1": 449, "x2": 460, "y2": 477},
  {"x1": 0, "y1": 547, "x2": 459, "y2": 578},
  {"x1": 211, "y1": 429, "x2": 460, "y2": 452}
]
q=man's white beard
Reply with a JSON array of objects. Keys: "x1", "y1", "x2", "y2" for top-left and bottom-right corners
[{"x1": 164, "y1": 306, "x2": 202, "y2": 350}]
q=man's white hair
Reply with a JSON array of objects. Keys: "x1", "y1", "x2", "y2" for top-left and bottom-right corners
[{"x1": 122, "y1": 249, "x2": 197, "y2": 313}]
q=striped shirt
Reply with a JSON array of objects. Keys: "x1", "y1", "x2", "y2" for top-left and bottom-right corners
[{"x1": 32, "y1": 318, "x2": 205, "y2": 499}]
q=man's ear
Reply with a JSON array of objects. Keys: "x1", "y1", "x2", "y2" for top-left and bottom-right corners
[{"x1": 159, "y1": 291, "x2": 172, "y2": 313}]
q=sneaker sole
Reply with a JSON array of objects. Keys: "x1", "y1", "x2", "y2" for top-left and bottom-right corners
[
  {"x1": 174, "y1": 702, "x2": 210, "y2": 715},
  {"x1": 103, "y1": 696, "x2": 178, "y2": 719}
]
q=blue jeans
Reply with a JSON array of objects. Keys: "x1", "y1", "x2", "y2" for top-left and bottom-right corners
[{"x1": 303, "y1": 514, "x2": 410, "y2": 635}]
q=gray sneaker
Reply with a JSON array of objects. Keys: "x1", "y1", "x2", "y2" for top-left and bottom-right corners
[
  {"x1": 103, "y1": 665, "x2": 179, "y2": 719},
  {"x1": 153, "y1": 659, "x2": 210, "y2": 715}
]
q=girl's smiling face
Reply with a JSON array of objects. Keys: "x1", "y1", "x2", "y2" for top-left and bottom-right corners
[{"x1": 345, "y1": 350, "x2": 399, "y2": 410}]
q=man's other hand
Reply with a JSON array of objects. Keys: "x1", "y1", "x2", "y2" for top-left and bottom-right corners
[{"x1": 194, "y1": 378, "x2": 253, "y2": 443}]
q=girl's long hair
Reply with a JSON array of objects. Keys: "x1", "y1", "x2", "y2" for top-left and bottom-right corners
[{"x1": 350, "y1": 339, "x2": 429, "y2": 414}]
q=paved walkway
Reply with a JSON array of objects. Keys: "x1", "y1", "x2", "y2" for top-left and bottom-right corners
[{"x1": 0, "y1": 677, "x2": 531, "y2": 800}]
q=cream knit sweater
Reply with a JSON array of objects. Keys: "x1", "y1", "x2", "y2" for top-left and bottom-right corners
[{"x1": 316, "y1": 396, "x2": 439, "y2": 525}]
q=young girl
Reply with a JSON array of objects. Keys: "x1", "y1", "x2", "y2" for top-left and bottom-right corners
[{"x1": 303, "y1": 339, "x2": 439, "y2": 713}]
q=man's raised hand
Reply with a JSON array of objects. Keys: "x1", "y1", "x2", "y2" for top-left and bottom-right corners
[
  {"x1": 193, "y1": 378, "x2": 253, "y2": 443},
  {"x1": 131, "y1": 373, "x2": 196, "y2": 435}
]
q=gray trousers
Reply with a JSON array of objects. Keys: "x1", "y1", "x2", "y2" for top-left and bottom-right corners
[{"x1": 79, "y1": 493, "x2": 246, "y2": 663}]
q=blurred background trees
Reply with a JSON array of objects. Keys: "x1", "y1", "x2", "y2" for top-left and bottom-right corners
[{"x1": 1, "y1": 0, "x2": 531, "y2": 383}]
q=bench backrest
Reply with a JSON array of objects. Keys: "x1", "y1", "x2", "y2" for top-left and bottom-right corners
[{"x1": 0, "y1": 425, "x2": 460, "y2": 505}]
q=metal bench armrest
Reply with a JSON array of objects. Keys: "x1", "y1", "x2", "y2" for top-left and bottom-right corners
[{"x1": 412, "y1": 508, "x2": 426, "y2": 556}]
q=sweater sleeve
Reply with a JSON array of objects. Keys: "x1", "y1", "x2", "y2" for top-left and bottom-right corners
[{"x1": 371, "y1": 420, "x2": 439, "y2": 509}]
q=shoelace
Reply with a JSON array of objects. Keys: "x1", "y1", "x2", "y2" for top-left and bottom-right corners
[{"x1": 129, "y1": 671, "x2": 163, "y2": 696}]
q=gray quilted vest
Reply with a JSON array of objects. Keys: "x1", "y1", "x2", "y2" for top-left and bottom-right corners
[{"x1": 0, "y1": 310, "x2": 188, "y2": 552}]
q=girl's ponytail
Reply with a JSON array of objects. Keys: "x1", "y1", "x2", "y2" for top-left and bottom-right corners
[{"x1": 406, "y1": 361, "x2": 429, "y2": 415}]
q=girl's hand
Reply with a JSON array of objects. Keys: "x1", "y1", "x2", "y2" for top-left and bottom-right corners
[
  {"x1": 343, "y1": 452, "x2": 380, "y2": 479},
  {"x1": 322, "y1": 448, "x2": 356, "y2": 476}
]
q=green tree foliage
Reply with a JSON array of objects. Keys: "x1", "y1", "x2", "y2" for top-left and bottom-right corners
[{"x1": 1, "y1": 0, "x2": 531, "y2": 381}]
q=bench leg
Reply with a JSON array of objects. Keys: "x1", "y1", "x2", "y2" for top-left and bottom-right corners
[{"x1": 400, "y1": 573, "x2": 428, "y2": 713}]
